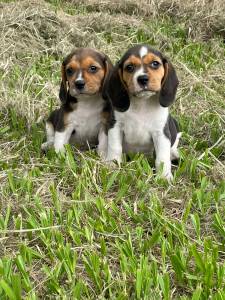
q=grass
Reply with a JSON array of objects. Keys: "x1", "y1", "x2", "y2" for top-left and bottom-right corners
[{"x1": 0, "y1": 0, "x2": 225, "y2": 299}]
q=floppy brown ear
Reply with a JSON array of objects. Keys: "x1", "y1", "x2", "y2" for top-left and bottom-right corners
[
  {"x1": 101, "y1": 54, "x2": 113, "y2": 94},
  {"x1": 103, "y1": 62, "x2": 130, "y2": 112},
  {"x1": 59, "y1": 64, "x2": 67, "y2": 103},
  {"x1": 159, "y1": 60, "x2": 179, "y2": 107}
]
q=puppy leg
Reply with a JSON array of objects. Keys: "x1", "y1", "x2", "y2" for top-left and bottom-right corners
[
  {"x1": 153, "y1": 132, "x2": 172, "y2": 181},
  {"x1": 41, "y1": 122, "x2": 55, "y2": 151},
  {"x1": 106, "y1": 125, "x2": 123, "y2": 164},
  {"x1": 54, "y1": 126, "x2": 74, "y2": 153},
  {"x1": 171, "y1": 132, "x2": 182, "y2": 161},
  {"x1": 97, "y1": 126, "x2": 108, "y2": 160}
]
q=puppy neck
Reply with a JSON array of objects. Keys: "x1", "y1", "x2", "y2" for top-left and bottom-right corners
[
  {"x1": 76, "y1": 93, "x2": 101, "y2": 102},
  {"x1": 130, "y1": 92, "x2": 159, "y2": 107}
]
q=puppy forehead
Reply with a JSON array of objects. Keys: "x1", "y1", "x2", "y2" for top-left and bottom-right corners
[
  {"x1": 65, "y1": 48, "x2": 104, "y2": 68},
  {"x1": 81, "y1": 56, "x2": 103, "y2": 69},
  {"x1": 139, "y1": 46, "x2": 148, "y2": 58},
  {"x1": 143, "y1": 53, "x2": 163, "y2": 64},
  {"x1": 124, "y1": 55, "x2": 141, "y2": 67},
  {"x1": 123, "y1": 53, "x2": 163, "y2": 68},
  {"x1": 66, "y1": 59, "x2": 79, "y2": 69},
  {"x1": 121, "y1": 45, "x2": 164, "y2": 64}
]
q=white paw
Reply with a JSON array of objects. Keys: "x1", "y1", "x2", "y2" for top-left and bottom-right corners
[
  {"x1": 54, "y1": 145, "x2": 66, "y2": 154},
  {"x1": 41, "y1": 142, "x2": 53, "y2": 151},
  {"x1": 41, "y1": 142, "x2": 48, "y2": 151},
  {"x1": 105, "y1": 157, "x2": 121, "y2": 168},
  {"x1": 163, "y1": 171, "x2": 173, "y2": 182},
  {"x1": 97, "y1": 148, "x2": 107, "y2": 160},
  {"x1": 156, "y1": 161, "x2": 173, "y2": 182}
]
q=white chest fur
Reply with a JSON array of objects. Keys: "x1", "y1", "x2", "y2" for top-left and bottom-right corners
[
  {"x1": 115, "y1": 95, "x2": 169, "y2": 153},
  {"x1": 67, "y1": 95, "x2": 104, "y2": 144}
]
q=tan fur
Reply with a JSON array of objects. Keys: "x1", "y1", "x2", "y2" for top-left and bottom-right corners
[
  {"x1": 65, "y1": 54, "x2": 106, "y2": 96},
  {"x1": 161, "y1": 62, "x2": 169, "y2": 87},
  {"x1": 123, "y1": 55, "x2": 142, "y2": 68},
  {"x1": 122, "y1": 52, "x2": 165, "y2": 94},
  {"x1": 101, "y1": 111, "x2": 110, "y2": 124},
  {"x1": 123, "y1": 55, "x2": 141, "y2": 90}
]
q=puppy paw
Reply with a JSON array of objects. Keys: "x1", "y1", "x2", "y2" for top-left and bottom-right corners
[
  {"x1": 105, "y1": 158, "x2": 121, "y2": 168},
  {"x1": 41, "y1": 142, "x2": 49, "y2": 152},
  {"x1": 97, "y1": 148, "x2": 107, "y2": 160},
  {"x1": 164, "y1": 172, "x2": 173, "y2": 182}
]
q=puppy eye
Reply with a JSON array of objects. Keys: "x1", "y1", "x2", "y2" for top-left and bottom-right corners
[
  {"x1": 150, "y1": 61, "x2": 161, "y2": 69},
  {"x1": 125, "y1": 64, "x2": 135, "y2": 73},
  {"x1": 88, "y1": 65, "x2": 98, "y2": 73},
  {"x1": 66, "y1": 67, "x2": 74, "y2": 76}
]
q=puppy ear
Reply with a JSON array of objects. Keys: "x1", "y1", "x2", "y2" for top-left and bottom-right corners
[
  {"x1": 101, "y1": 54, "x2": 113, "y2": 93},
  {"x1": 59, "y1": 64, "x2": 67, "y2": 103},
  {"x1": 159, "y1": 59, "x2": 179, "y2": 107},
  {"x1": 103, "y1": 62, "x2": 130, "y2": 112}
]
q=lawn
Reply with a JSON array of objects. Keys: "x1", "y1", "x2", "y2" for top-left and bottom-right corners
[{"x1": 0, "y1": 0, "x2": 225, "y2": 299}]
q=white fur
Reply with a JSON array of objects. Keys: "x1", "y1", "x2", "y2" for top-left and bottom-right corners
[
  {"x1": 133, "y1": 66, "x2": 145, "y2": 92},
  {"x1": 42, "y1": 95, "x2": 104, "y2": 153},
  {"x1": 152, "y1": 131, "x2": 172, "y2": 180},
  {"x1": 41, "y1": 122, "x2": 54, "y2": 150},
  {"x1": 106, "y1": 94, "x2": 179, "y2": 180},
  {"x1": 54, "y1": 129, "x2": 74, "y2": 152},
  {"x1": 171, "y1": 132, "x2": 182, "y2": 161},
  {"x1": 76, "y1": 72, "x2": 83, "y2": 81},
  {"x1": 107, "y1": 123, "x2": 123, "y2": 163},
  {"x1": 139, "y1": 46, "x2": 148, "y2": 58},
  {"x1": 97, "y1": 126, "x2": 108, "y2": 159}
]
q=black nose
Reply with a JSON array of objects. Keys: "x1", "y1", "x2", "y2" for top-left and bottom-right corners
[
  {"x1": 75, "y1": 79, "x2": 85, "y2": 90},
  {"x1": 137, "y1": 75, "x2": 149, "y2": 86}
]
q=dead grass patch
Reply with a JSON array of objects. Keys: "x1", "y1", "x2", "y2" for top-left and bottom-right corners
[{"x1": 69, "y1": 0, "x2": 225, "y2": 40}]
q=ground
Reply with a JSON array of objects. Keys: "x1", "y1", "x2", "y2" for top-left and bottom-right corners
[{"x1": 0, "y1": 0, "x2": 225, "y2": 299}]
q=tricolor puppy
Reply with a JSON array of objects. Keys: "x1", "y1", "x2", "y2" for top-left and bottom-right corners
[
  {"x1": 103, "y1": 44, "x2": 181, "y2": 180},
  {"x1": 41, "y1": 48, "x2": 112, "y2": 154}
]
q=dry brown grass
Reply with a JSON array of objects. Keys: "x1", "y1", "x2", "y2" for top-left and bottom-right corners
[
  {"x1": 70, "y1": 0, "x2": 225, "y2": 39},
  {"x1": 0, "y1": 0, "x2": 151, "y2": 121}
]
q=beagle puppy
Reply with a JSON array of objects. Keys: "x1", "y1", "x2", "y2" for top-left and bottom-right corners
[
  {"x1": 103, "y1": 44, "x2": 181, "y2": 180},
  {"x1": 41, "y1": 48, "x2": 112, "y2": 154}
]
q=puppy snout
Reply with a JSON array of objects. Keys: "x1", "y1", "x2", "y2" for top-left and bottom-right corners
[
  {"x1": 137, "y1": 75, "x2": 149, "y2": 86},
  {"x1": 75, "y1": 79, "x2": 85, "y2": 90}
]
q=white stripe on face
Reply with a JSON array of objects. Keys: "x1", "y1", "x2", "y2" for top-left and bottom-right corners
[
  {"x1": 76, "y1": 71, "x2": 83, "y2": 81},
  {"x1": 139, "y1": 46, "x2": 148, "y2": 58},
  {"x1": 133, "y1": 66, "x2": 145, "y2": 91}
]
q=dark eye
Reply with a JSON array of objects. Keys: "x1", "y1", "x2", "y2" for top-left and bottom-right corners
[
  {"x1": 88, "y1": 65, "x2": 98, "y2": 73},
  {"x1": 150, "y1": 61, "x2": 161, "y2": 69},
  {"x1": 66, "y1": 67, "x2": 74, "y2": 76},
  {"x1": 125, "y1": 64, "x2": 135, "y2": 73}
]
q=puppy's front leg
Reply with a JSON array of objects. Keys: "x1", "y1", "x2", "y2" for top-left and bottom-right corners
[
  {"x1": 153, "y1": 132, "x2": 172, "y2": 181},
  {"x1": 97, "y1": 126, "x2": 108, "y2": 160},
  {"x1": 54, "y1": 127, "x2": 74, "y2": 153},
  {"x1": 41, "y1": 122, "x2": 55, "y2": 151},
  {"x1": 106, "y1": 124, "x2": 123, "y2": 164}
]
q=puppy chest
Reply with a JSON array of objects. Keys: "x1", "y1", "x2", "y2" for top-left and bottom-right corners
[
  {"x1": 123, "y1": 114, "x2": 152, "y2": 145},
  {"x1": 76, "y1": 114, "x2": 101, "y2": 138},
  {"x1": 117, "y1": 101, "x2": 169, "y2": 152},
  {"x1": 67, "y1": 102, "x2": 103, "y2": 140}
]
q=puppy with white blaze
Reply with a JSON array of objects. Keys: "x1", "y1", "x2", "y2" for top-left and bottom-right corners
[
  {"x1": 41, "y1": 48, "x2": 112, "y2": 155},
  {"x1": 103, "y1": 44, "x2": 181, "y2": 181}
]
